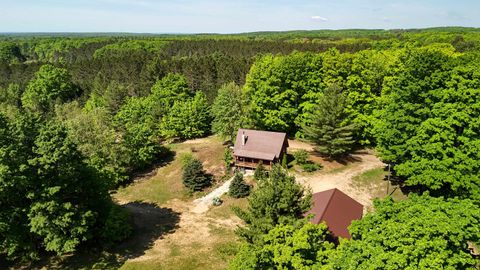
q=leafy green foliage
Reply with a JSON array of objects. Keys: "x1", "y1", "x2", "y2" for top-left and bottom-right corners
[
  {"x1": 244, "y1": 52, "x2": 323, "y2": 134},
  {"x1": 161, "y1": 91, "x2": 211, "y2": 140},
  {"x1": 0, "y1": 114, "x2": 130, "y2": 261},
  {"x1": 301, "y1": 163, "x2": 322, "y2": 172},
  {"x1": 21, "y1": 64, "x2": 77, "y2": 113},
  {"x1": 0, "y1": 83, "x2": 21, "y2": 107},
  {"x1": 303, "y1": 84, "x2": 356, "y2": 158},
  {"x1": 0, "y1": 42, "x2": 23, "y2": 63},
  {"x1": 332, "y1": 194, "x2": 480, "y2": 269},
  {"x1": 293, "y1": 149, "x2": 309, "y2": 165},
  {"x1": 223, "y1": 148, "x2": 233, "y2": 171},
  {"x1": 253, "y1": 161, "x2": 268, "y2": 181},
  {"x1": 55, "y1": 102, "x2": 129, "y2": 186},
  {"x1": 229, "y1": 222, "x2": 334, "y2": 270},
  {"x1": 27, "y1": 121, "x2": 108, "y2": 254},
  {"x1": 234, "y1": 165, "x2": 312, "y2": 243},
  {"x1": 281, "y1": 153, "x2": 288, "y2": 168},
  {"x1": 100, "y1": 204, "x2": 132, "y2": 247},
  {"x1": 211, "y1": 82, "x2": 248, "y2": 141},
  {"x1": 229, "y1": 173, "x2": 251, "y2": 198},
  {"x1": 375, "y1": 47, "x2": 480, "y2": 200},
  {"x1": 181, "y1": 157, "x2": 211, "y2": 192}
]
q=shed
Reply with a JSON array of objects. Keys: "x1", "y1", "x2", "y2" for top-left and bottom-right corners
[{"x1": 306, "y1": 188, "x2": 363, "y2": 239}]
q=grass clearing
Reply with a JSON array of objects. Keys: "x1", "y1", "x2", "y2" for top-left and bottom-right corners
[
  {"x1": 114, "y1": 136, "x2": 226, "y2": 205},
  {"x1": 351, "y1": 167, "x2": 406, "y2": 201}
]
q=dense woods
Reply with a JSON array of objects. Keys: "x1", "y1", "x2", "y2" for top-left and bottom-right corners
[{"x1": 1, "y1": 27, "x2": 480, "y2": 267}]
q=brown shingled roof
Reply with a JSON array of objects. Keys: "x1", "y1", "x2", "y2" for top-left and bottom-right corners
[
  {"x1": 233, "y1": 129, "x2": 288, "y2": 161},
  {"x1": 306, "y1": 188, "x2": 363, "y2": 239}
]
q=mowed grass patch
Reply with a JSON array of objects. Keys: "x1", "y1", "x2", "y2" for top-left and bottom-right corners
[
  {"x1": 351, "y1": 167, "x2": 406, "y2": 201},
  {"x1": 207, "y1": 195, "x2": 249, "y2": 220},
  {"x1": 114, "y1": 136, "x2": 226, "y2": 205}
]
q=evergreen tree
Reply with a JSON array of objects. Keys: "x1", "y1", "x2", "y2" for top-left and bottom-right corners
[
  {"x1": 234, "y1": 165, "x2": 312, "y2": 243},
  {"x1": 229, "y1": 172, "x2": 251, "y2": 198},
  {"x1": 303, "y1": 84, "x2": 356, "y2": 158},
  {"x1": 182, "y1": 158, "x2": 211, "y2": 192},
  {"x1": 253, "y1": 161, "x2": 267, "y2": 181}
]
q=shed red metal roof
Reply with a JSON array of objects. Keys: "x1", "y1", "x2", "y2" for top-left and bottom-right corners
[
  {"x1": 233, "y1": 129, "x2": 288, "y2": 161},
  {"x1": 306, "y1": 188, "x2": 363, "y2": 239}
]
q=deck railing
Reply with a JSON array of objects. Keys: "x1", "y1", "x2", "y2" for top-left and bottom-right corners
[{"x1": 235, "y1": 161, "x2": 272, "y2": 169}]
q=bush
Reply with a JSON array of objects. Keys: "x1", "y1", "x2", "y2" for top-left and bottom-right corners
[
  {"x1": 301, "y1": 163, "x2": 321, "y2": 172},
  {"x1": 254, "y1": 161, "x2": 268, "y2": 180},
  {"x1": 293, "y1": 149, "x2": 309, "y2": 165},
  {"x1": 101, "y1": 204, "x2": 132, "y2": 247},
  {"x1": 224, "y1": 148, "x2": 233, "y2": 171},
  {"x1": 281, "y1": 154, "x2": 288, "y2": 168},
  {"x1": 182, "y1": 157, "x2": 211, "y2": 191},
  {"x1": 229, "y1": 173, "x2": 251, "y2": 198}
]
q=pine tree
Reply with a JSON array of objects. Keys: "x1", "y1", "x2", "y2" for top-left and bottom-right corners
[
  {"x1": 229, "y1": 172, "x2": 251, "y2": 198},
  {"x1": 303, "y1": 84, "x2": 355, "y2": 158},
  {"x1": 254, "y1": 161, "x2": 267, "y2": 180},
  {"x1": 234, "y1": 165, "x2": 312, "y2": 243},
  {"x1": 182, "y1": 158, "x2": 211, "y2": 192}
]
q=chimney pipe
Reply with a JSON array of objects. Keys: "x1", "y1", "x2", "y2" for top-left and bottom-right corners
[{"x1": 242, "y1": 131, "x2": 247, "y2": 146}]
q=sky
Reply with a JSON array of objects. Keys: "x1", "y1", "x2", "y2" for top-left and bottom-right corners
[{"x1": 0, "y1": 0, "x2": 479, "y2": 33}]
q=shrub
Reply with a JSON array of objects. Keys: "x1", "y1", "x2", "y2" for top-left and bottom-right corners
[
  {"x1": 293, "y1": 149, "x2": 309, "y2": 165},
  {"x1": 301, "y1": 163, "x2": 321, "y2": 172},
  {"x1": 229, "y1": 173, "x2": 251, "y2": 198},
  {"x1": 101, "y1": 204, "x2": 132, "y2": 247},
  {"x1": 281, "y1": 154, "x2": 288, "y2": 168},
  {"x1": 224, "y1": 148, "x2": 233, "y2": 171},
  {"x1": 254, "y1": 161, "x2": 267, "y2": 180},
  {"x1": 182, "y1": 157, "x2": 211, "y2": 191}
]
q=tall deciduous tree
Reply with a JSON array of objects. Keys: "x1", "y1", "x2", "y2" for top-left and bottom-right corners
[
  {"x1": 229, "y1": 222, "x2": 334, "y2": 270},
  {"x1": 211, "y1": 82, "x2": 247, "y2": 142},
  {"x1": 375, "y1": 46, "x2": 480, "y2": 200},
  {"x1": 21, "y1": 65, "x2": 77, "y2": 113},
  {"x1": 234, "y1": 165, "x2": 312, "y2": 243},
  {"x1": 332, "y1": 194, "x2": 480, "y2": 269},
  {"x1": 303, "y1": 84, "x2": 356, "y2": 158},
  {"x1": 161, "y1": 91, "x2": 211, "y2": 140}
]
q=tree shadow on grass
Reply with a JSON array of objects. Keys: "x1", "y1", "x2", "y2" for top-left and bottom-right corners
[
  {"x1": 30, "y1": 202, "x2": 181, "y2": 270},
  {"x1": 125, "y1": 147, "x2": 176, "y2": 185},
  {"x1": 310, "y1": 151, "x2": 362, "y2": 165}
]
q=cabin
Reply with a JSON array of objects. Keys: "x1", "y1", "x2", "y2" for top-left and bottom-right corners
[
  {"x1": 233, "y1": 129, "x2": 288, "y2": 170},
  {"x1": 306, "y1": 188, "x2": 363, "y2": 239}
]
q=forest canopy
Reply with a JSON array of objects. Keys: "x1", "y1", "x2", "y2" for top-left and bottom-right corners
[{"x1": 1, "y1": 27, "x2": 480, "y2": 266}]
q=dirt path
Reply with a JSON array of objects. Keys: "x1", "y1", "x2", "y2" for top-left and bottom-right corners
[
  {"x1": 192, "y1": 171, "x2": 253, "y2": 213},
  {"x1": 192, "y1": 177, "x2": 234, "y2": 213},
  {"x1": 295, "y1": 152, "x2": 385, "y2": 208}
]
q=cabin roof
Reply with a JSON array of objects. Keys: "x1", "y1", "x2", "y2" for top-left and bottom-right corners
[
  {"x1": 233, "y1": 129, "x2": 288, "y2": 161},
  {"x1": 306, "y1": 188, "x2": 363, "y2": 239}
]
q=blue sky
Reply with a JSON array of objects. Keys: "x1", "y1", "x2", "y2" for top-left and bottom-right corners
[{"x1": 0, "y1": 0, "x2": 479, "y2": 33}]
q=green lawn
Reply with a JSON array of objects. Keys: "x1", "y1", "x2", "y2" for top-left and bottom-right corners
[{"x1": 351, "y1": 167, "x2": 406, "y2": 201}]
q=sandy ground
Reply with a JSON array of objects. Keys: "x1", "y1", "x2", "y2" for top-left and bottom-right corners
[
  {"x1": 296, "y1": 152, "x2": 385, "y2": 208},
  {"x1": 119, "y1": 137, "x2": 385, "y2": 266}
]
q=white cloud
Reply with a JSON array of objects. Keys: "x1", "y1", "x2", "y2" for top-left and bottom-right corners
[{"x1": 311, "y1": 15, "x2": 328, "y2": 21}]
